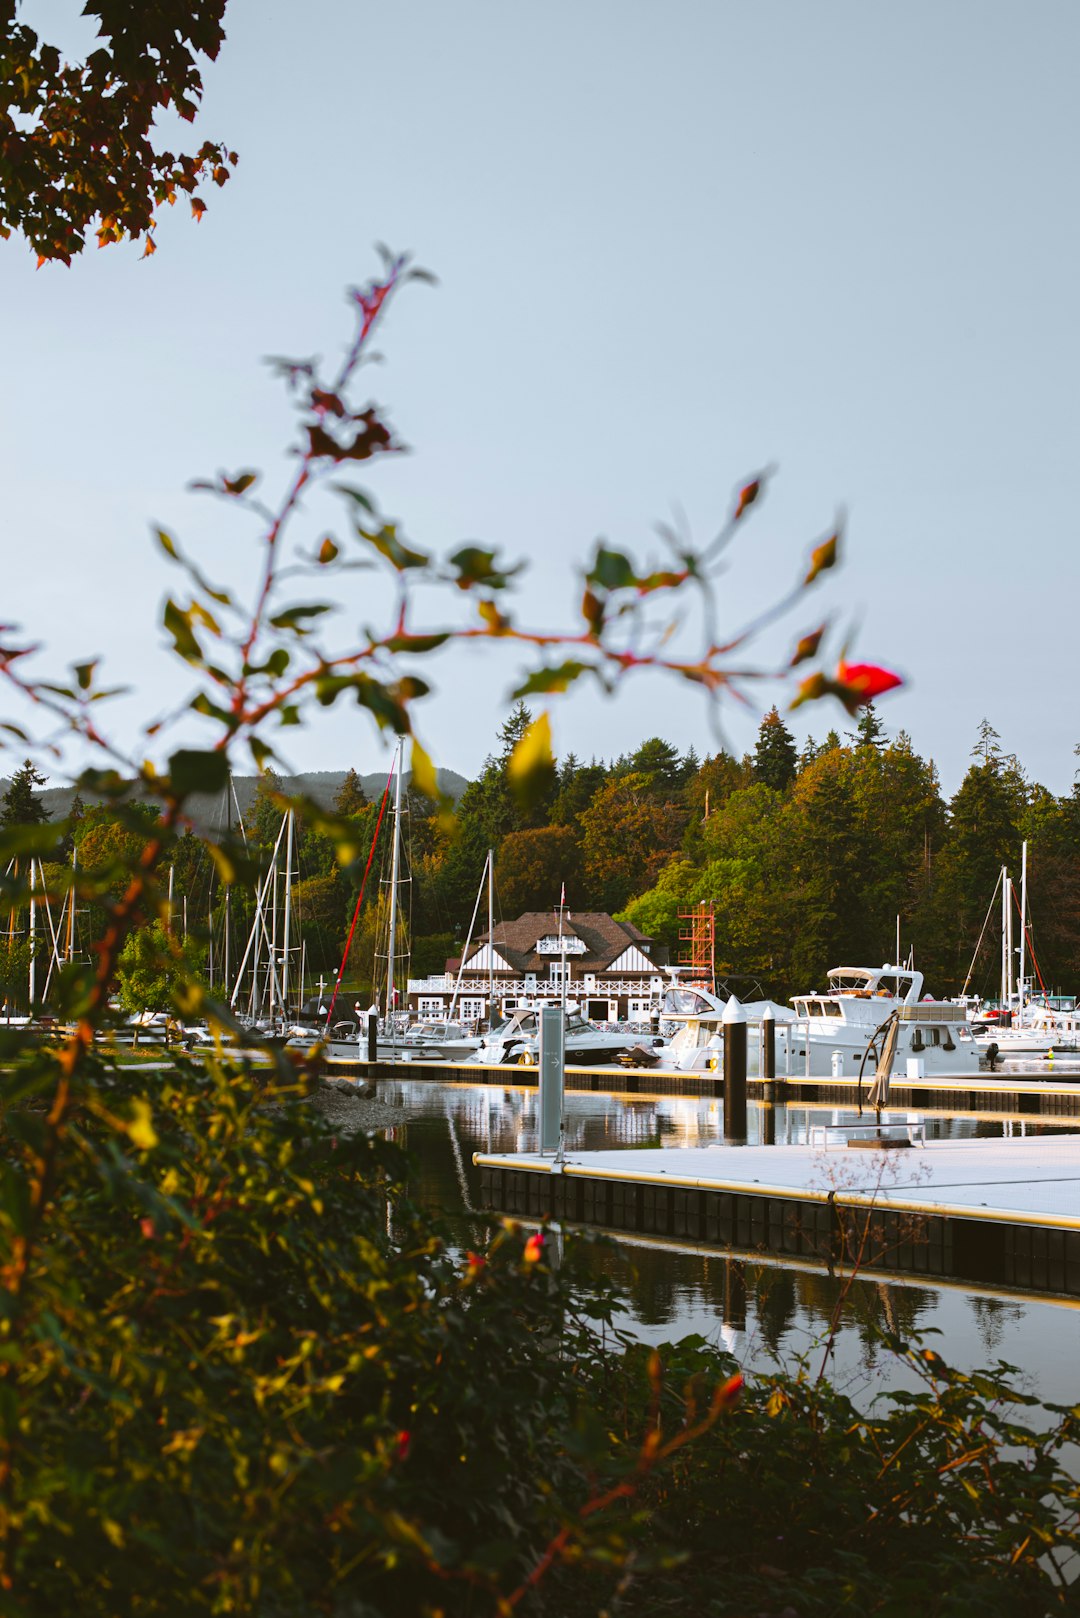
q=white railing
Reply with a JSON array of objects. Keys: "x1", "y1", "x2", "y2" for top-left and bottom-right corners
[{"x1": 407, "y1": 974, "x2": 667, "y2": 998}]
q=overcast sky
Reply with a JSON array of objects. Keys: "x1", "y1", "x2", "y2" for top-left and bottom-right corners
[{"x1": 3, "y1": 1, "x2": 1078, "y2": 794}]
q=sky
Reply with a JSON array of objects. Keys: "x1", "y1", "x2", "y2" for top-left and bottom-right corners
[{"x1": 3, "y1": 0, "x2": 1079, "y2": 795}]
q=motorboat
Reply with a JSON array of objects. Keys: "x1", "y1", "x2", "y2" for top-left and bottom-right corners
[
  {"x1": 788, "y1": 965, "x2": 977, "y2": 1075},
  {"x1": 651, "y1": 987, "x2": 793, "y2": 1073},
  {"x1": 319, "y1": 1015, "x2": 483, "y2": 1064},
  {"x1": 466, "y1": 1008, "x2": 647, "y2": 1067},
  {"x1": 971, "y1": 1003, "x2": 1080, "y2": 1058},
  {"x1": 653, "y1": 968, "x2": 977, "y2": 1077}
]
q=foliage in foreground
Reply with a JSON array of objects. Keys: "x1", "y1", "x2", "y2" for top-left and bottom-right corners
[{"x1": 0, "y1": 1048, "x2": 1076, "y2": 1616}]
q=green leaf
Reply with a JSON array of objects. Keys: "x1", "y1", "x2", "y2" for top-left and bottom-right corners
[
  {"x1": 168, "y1": 749, "x2": 229, "y2": 797},
  {"x1": 163, "y1": 598, "x2": 202, "y2": 663},
  {"x1": 268, "y1": 604, "x2": 333, "y2": 631},
  {"x1": 447, "y1": 546, "x2": 521, "y2": 592},
  {"x1": 586, "y1": 547, "x2": 636, "y2": 592},
  {"x1": 360, "y1": 524, "x2": 428, "y2": 572},
  {"x1": 512, "y1": 661, "x2": 590, "y2": 698}
]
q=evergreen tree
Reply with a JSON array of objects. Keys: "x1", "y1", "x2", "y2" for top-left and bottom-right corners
[
  {"x1": 622, "y1": 737, "x2": 684, "y2": 794},
  {"x1": 1, "y1": 760, "x2": 48, "y2": 828},
  {"x1": 853, "y1": 703, "x2": 886, "y2": 749},
  {"x1": 551, "y1": 757, "x2": 608, "y2": 827},
  {"x1": 972, "y1": 718, "x2": 1001, "y2": 764},
  {"x1": 334, "y1": 768, "x2": 369, "y2": 816},
  {"x1": 752, "y1": 708, "x2": 797, "y2": 793}
]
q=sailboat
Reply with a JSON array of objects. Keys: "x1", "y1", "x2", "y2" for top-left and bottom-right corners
[{"x1": 320, "y1": 783, "x2": 490, "y2": 1066}]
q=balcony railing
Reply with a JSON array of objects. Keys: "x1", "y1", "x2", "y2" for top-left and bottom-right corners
[{"x1": 407, "y1": 974, "x2": 667, "y2": 998}]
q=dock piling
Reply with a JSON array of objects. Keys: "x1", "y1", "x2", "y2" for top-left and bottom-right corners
[{"x1": 723, "y1": 995, "x2": 748, "y2": 1145}]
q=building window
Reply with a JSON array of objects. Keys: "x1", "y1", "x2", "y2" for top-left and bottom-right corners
[
  {"x1": 418, "y1": 997, "x2": 444, "y2": 1015},
  {"x1": 459, "y1": 999, "x2": 485, "y2": 1023},
  {"x1": 549, "y1": 962, "x2": 569, "y2": 983}
]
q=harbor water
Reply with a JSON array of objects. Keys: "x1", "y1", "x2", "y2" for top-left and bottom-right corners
[{"x1": 379, "y1": 1074, "x2": 1080, "y2": 1409}]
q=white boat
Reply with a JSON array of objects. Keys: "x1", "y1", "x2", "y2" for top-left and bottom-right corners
[
  {"x1": 653, "y1": 968, "x2": 977, "y2": 1077},
  {"x1": 788, "y1": 966, "x2": 977, "y2": 1075},
  {"x1": 320, "y1": 1015, "x2": 483, "y2": 1064},
  {"x1": 465, "y1": 1008, "x2": 644, "y2": 1067}
]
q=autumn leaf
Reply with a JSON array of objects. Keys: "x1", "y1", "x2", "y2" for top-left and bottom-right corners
[
  {"x1": 803, "y1": 531, "x2": 840, "y2": 586},
  {"x1": 507, "y1": 712, "x2": 555, "y2": 809}
]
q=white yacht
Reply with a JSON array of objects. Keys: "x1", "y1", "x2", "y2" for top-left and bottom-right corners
[
  {"x1": 318, "y1": 1015, "x2": 483, "y2": 1064},
  {"x1": 788, "y1": 966, "x2": 977, "y2": 1075},
  {"x1": 465, "y1": 1008, "x2": 645, "y2": 1067},
  {"x1": 653, "y1": 968, "x2": 977, "y2": 1077},
  {"x1": 971, "y1": 1003, "x2": 1080, "y2": 1058}
]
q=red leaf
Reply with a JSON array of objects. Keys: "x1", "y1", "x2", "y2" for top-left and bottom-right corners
[{"x1": 836, "y1": 660, "x2": 903, "y2": 701}]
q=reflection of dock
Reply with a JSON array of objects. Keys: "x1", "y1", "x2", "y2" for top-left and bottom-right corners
[
  {"x1": 474, "y1": 1136, "x2": 1080, "y2": 1299},
  {"x1": 333, "y1": 1054, "x2": 1080, "y2": 1117}
]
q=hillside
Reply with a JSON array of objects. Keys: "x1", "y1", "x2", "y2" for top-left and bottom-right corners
[{"x1": 10, "y1": 768, "x2": 470, "y2": 831}]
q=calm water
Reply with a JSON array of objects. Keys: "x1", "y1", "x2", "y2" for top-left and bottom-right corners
[{"x1": 378, "y1": 1076, "x2": 1080, "y2": 1410}]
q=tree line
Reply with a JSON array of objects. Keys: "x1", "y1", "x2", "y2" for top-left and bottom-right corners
[{"x1": 4, "y1": 701, "x2": 1075, "y2": 1007}]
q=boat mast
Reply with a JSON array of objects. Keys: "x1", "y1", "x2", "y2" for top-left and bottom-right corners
[
  {"x1": 1019, "y1": 839, "x2": 1028, "y2": 1022},
  {"x1": 281, "y1": 808, "x2": 294, "y2": 1021},
  {"x1": 27, "y1": 885, "x2": 35, "y2": 1011},
  {"x1": 224, "y1": 773, "x2": 233, "y2": 994},
  {"x1": 1000, "y1": 864, "x2": 1008, "y2": 1008},
  {"x1": 66, "y1": 845, "x2": 76, "y2": 964},
  {"x1": 1006, "y1": 873, "x2": 1015, "y2": 1011},
  {"x1": 447, "y1": 853, "x2": 489, "y2": 1023},
  {"x1": 487, "y1": 846, "x2": 495, "y2": 1032},
  {"x1": 386, "y1": 743, "x2": 403, "y2": 1022}
]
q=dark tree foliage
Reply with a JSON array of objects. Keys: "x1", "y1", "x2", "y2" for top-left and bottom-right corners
[
  {"x1": 752, "y1": 706, "x2": 797, "y2": 792},
  {"x1": 1, "y1": 0, "x2": 235, "y2": 263},
  {"x1": 854, "y1": 701, "x2": 886, "y2": 748},
  {"x1": 334, "y1": 767, "x2": 369, "y2": 816},
  {"x1": 0, "y1": 758, "x2": 47, "y2": 827}
]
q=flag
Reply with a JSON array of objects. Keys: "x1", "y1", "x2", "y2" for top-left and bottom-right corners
[{"x1": 560, "y1": 881, "x2": 566, "y2": 908}]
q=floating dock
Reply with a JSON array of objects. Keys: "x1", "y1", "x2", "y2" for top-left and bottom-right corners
[{"x1": 474, "y1": 1134, "x2": 1080, "y2": 1299}]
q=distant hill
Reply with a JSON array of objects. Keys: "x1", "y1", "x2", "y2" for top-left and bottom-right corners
[{"x1": 6, "y1": 768, "x2": 470, "y2": 831}]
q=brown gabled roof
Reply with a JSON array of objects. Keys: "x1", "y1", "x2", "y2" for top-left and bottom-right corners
[{"x1": 466, "y1": 911, "x2": 656, "y2": 975}]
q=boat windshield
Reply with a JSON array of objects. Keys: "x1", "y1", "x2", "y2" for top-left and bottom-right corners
[
  {"x1": 829, "y1": 972, "x2": 876, "y2": 993},
  {"x1": 663, "y1": 989, "x2": 719, "y2": 1016}
]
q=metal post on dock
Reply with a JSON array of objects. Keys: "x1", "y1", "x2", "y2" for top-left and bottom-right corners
[
  {"x1": 761, "y1": 1006, "x2": 778, "y2": 1142},
  {"x1": 539, "y1": 1004, "x2": 565, "y2": 1156},
  {"x1": 723, "y1": 995, "x2": 747, "y2": 1146}
]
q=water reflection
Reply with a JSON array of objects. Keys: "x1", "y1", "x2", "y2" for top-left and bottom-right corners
[{"x1": 380, "y1": 1078, "x2": 1080, "y2": 1406}]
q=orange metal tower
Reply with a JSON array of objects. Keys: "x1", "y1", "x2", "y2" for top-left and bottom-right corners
[{"x1": 678, "y1": 902, "x2": 716, "y2": 992}]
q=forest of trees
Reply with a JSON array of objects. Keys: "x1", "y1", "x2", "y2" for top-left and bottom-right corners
[{"x1": 4, "y1": 703, "x2": 1078, "y2": 1007}]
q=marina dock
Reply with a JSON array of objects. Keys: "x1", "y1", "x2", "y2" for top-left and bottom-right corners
[{"x1": 474, "y1": 1134, "x2": 1080, "y2": 1299}]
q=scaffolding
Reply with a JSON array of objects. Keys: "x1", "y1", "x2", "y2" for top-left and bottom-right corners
[{"x1": 678, "y1": 903, "x2": 716, "y2": 992}]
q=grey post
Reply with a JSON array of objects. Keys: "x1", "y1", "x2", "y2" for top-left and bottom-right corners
[
  {"x1": 538, "y1": 1004, "x2": 565, "y2": 1155},
  {"x1": 723, "y1": 994, "x2": 747, "y2": 1145}
]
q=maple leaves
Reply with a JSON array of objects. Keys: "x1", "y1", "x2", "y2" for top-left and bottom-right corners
[{"x1": 3, "y1": 2, "x2": 234, "y2": 263}]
